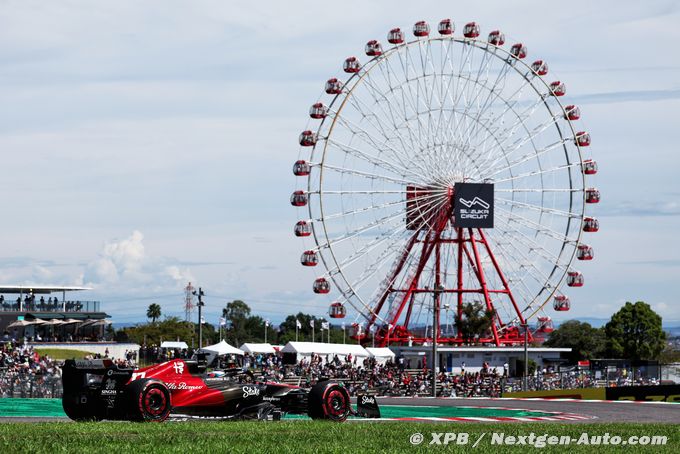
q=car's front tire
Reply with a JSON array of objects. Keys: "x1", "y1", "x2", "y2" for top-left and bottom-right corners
[{"x1": 308, "y1": 381, "x2": 351, "y2": 422}]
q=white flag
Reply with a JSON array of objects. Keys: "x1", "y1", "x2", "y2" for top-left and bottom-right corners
[
  {"x1": 296, "y1": 319, "x2": 302, "y2": 329},
  {"x1": 200, "y1": 316, "x2": 206, "y2": 325},
  {"x1": 321, "y1": 321, "x2": 329, "y2": 330},
  {"x1": 265, "y1": 319, "x2": 270, "y2": 327},
  {"x1": 341, "y1": 323, "x2": 346, "y2": 330},
  {"x1": 219, "y1": 317, "x2": 226, "y2": 327},
  {"x1": 309, "y1": 319, "x2": 315, "y2": 328}
]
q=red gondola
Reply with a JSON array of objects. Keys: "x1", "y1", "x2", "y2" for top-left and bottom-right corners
[
  {"x1": 463, "y1": 22, "x2": 480, "y2": 38},
  {"x1": 577, "y1": 244, "x2": 594, "y2": 261},
  {"x1": 293, "y1": 160, "x2": 310, "y2": 176},
  {"x1": 531, "y1": 60, "x2": 548, "y2": 76},
  {"x1": 549, "y1": 81, "x2": 566, "y2": 96},
  {"x1": 294, "y1": 220, "x2": 311, "y2": 237},
  {"x1": 438, "y1": 19, "x2": 454, "y2": 35},
  {"x1": 365, "y1": 40, "x2": 383, "y2": 56},
  {"x1": 309, "y1": 103, "x2": 327, "y2": 119},
  {"x1": 413, "y1": 20, "x2": 430, "y2": 37},
  {"x1": 299, "y1": 130, "x2": 317, "y2": 147},
  {"x1": 564, "y1": 105, "x2": 580, "y2": 120},
  {"x1": 585, "y1": 188, "x2": 600, "y2": 204},
  {"x1": 510, "y1": 43, "x2": 527, "y2": 59},
  {"x1": 566, "y1": 271, "x2": 584, "y2": 287},
  {"x1": 487, "y1": 30, "x2": 505, "y2": 46},
  {"x1": 300, "y1": 250, "x2": 318, "y2": 266},
  {"x1": 553, "y1": 295, "x2": 570, "y2": 311},
  {"x1": 290, "y1": 191, "x2": 308, "y2": 207},
  {"x1": 325, "y1": 78, "x2": 343, "y2": 95},
  {"x1": 343, "y1": 57, "x2": 361, "y2": 73},
  {"x1": 537, "y1": 316, "x2": 554, "y2": 333},
  {"x1": 583, "y1": 217, "x2": 599, "y2": 233},
  {"x1": 329, "y1": 302, "x2": 346, "y2": 319},
  {"x1": 582, "y1": 159, "x2": 598, "y2": 175},
  {"x1": 387, "y1": 27, "x2": 404, "y2": 44},
  {"x1": 575, "y1": 131, "x2": 591, "y2": 147},
  {"x1": 313, "y1": 277, "x2": 331, "y2": 294}
]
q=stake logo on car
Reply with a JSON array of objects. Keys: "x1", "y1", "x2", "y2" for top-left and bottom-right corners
[
  {"x1": 360, "y1": 395, "x2": 376, "y2": 405},
  {"x1": 242, "y1": 386, "x2": 260, "y2": 398}
]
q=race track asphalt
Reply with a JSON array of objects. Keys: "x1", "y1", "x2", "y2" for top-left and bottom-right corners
[
  {"x1": 375, "y1": 397, "x2": 680, "y2": 423},
  {"x1": 2, "y1": 397, "x2": 678, "y2": 423}
]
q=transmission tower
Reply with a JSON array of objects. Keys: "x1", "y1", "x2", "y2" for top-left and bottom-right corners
[{"x1": 184, "y1": 282, "x2": 195, "y2": 322}]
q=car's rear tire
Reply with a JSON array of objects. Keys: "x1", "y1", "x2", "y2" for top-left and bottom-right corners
[
  {"x1": 308, "y1": 381, "x2": 350, "y2": 422},
  {"x1": 127, "y1": 379, "x2": 171, "y2": 422}
]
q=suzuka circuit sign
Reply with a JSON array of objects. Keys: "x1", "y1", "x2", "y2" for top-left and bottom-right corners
[{"x1": 453, "y1": 183, "x2": 494, "y2": 228}]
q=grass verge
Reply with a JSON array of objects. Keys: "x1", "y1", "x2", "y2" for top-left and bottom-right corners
[
  {"x1": 33, "y1": 348, "x2": 94, "y2": 360},
  {"x1": 0, "y1": 421, "x2": 677, "y2": 453}
]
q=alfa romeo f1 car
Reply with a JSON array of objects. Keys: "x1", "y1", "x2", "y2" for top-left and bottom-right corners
[{"x1": 62, "y1": 358, "x2": 380, "y2": 422}]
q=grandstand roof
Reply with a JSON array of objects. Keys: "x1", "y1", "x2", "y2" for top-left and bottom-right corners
[{"x1": 0, "y1": 285, "x2": 92, "y2": 294}]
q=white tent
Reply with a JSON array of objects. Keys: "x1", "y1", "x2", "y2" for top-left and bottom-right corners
[
  {"x1": 160, "y1": 341, "x2": 189, "y2": 349},
  {"x1": 201, "y1": 340, "x2": 244, "y2": 356},
  {"x1": 239, "y1": 343, "x2": 276, "y2": 354},
  {"x1": 198, "y1": 340, "x2": 243, "y2": 366},
  {"x1": 281, "y1": 342, "x2": 370, "y2": 365},
  {"x1": 366, "y1": 347, "x2": 396, "y2": 365}
]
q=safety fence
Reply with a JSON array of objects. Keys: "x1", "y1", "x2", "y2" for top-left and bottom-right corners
[{"x1": 0, "y1": 374, "x2": 62, "y2": 398}]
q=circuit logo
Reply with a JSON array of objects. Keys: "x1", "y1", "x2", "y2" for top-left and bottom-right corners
[
  {"x1": 458, "y1": 197, "x2": 490, "y2": 209},
  {"x1": 454, "y1": 183, "x2": 494, "y2": 228}
]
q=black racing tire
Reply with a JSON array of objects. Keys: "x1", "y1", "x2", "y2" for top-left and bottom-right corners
[
  {"x1": 62, "y1": 394, "x2": 103, "y2": 421},
  {"x1": 307, "y1": 381, "x2": 351, "y2": 422},
  {"x1": 126, "y1": 379, "x2": 172, "y2": 422}
]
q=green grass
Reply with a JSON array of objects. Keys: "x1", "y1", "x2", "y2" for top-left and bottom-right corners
[
  {"x1": 0, "y1": 421, "x2": 677, "y2": 453},
  {"x1": 34, "y1": 348, "x2": 94, "y2": 360}
]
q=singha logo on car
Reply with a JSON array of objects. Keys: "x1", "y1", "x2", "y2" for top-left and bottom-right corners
[
  {"x1": 243, "y1": 386, "x2": 260, "y2": 398},
  {"x1": 101, "y1": 378, "x2": 117, "y2": 395}
]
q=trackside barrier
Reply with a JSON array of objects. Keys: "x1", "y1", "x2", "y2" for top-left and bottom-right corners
[{"x1": 503, "y1": 384, "x2": 680, "y2": 402}]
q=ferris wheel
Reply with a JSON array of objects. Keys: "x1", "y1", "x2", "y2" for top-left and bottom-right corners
[{"x1": 291, "y1": 19, "x2": 599, "y2": 346}]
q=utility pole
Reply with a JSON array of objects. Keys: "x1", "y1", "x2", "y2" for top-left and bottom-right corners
[
  {"x1": 432, "y1": 284, "x2": 445, "y2": 398},
  {"x1": 522, "y1": 321, "x2": 529, "y2": 391},
  {"x1": 193, "y1": 287, "x2": 205, "y2": 349}
]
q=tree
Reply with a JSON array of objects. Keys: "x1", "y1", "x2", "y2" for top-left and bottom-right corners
[
  {"x1": 122, "y1": 317, "x2": 194, "y2": 346},
  {"x1": 454, "y1": 302, "x2": 495, "y2": 344},
  {"x1": 543, "y1": 320, "x2": 606, "y2": 363},
  {"x1": 222, "y1": 300, "x2": 251, "y2": 345},
  {"x1": 605, "y1": 301, "x2": 666, "y2": 361},
  {"x1": 146, "y1": 303, "x2": 162, "y2": 323},
  {"x1": 278, "y1": 312, "x2": 335, "y2": 344}
]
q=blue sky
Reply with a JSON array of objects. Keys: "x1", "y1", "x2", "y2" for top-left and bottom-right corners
[{"x1": 0, "y1": 0, "x2": 678, "y2": 325}]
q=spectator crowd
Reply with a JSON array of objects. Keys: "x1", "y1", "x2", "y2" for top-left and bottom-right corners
[
  {"x1": 0, "y1": 340, "x2": 62, "y2": 398},
  {"x1": 0, "y1": 339, "x2": 664, "y2": 399}
]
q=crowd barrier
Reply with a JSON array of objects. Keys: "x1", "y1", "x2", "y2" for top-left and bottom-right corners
[{"x1": 503, "y1": 384, "x2": 680, "y2": 402}]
